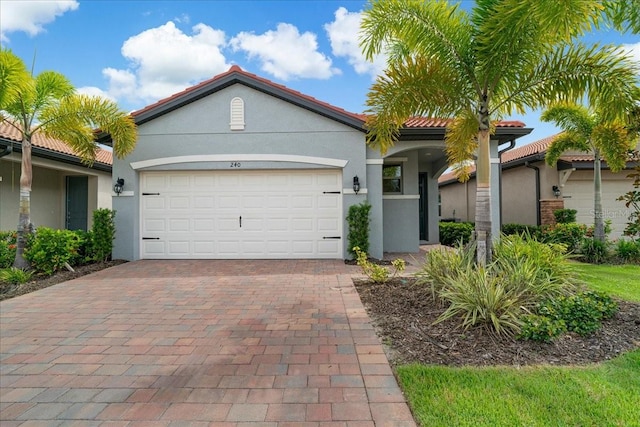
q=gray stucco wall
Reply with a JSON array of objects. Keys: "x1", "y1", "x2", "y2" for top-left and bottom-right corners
[
  {"x1": 112, "y1": 83, "x2": 366, "y2": 260},
  {"x1": 382, "y1": 154, "x2": 420, "y2": 253}
]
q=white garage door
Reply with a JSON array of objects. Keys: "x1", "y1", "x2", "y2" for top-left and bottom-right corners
[
  {"x1": 140, "y1": 169, "x2": 343, "y2": 259},
  {"x1": 563, "y1": 179, "x2": 629, "y2": 239}
]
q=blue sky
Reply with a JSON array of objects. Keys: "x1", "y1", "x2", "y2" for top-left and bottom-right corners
[{"x1": 1, "y1": 0, "x2": 638, "y2": 147}]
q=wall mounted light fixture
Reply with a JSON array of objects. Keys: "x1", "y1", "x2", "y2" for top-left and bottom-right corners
[
  {"x1": 114, "y1": 177, "x2": 125, "y2": 195},
  {"x1": 552, "y1": 185, "x2": 561, "y2": 198},
  {"x1": 353, "y1": 176, "x2": 360, "y2": 194}
]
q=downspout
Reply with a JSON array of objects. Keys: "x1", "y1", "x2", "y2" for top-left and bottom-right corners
[
  {"x1": 0, "y1": 145, "x2": 12, "y2": 158},
  {"x1": 498, "y1": 139, "x2": 516, "y2": 228},
  {"x1": 525, "y1": 161, "x2": 541, "y2": 226}
]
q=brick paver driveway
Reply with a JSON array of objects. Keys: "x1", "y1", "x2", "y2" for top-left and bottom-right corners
[{"x1": 1, "y1": 260, "x2": 416, "y2": 426}]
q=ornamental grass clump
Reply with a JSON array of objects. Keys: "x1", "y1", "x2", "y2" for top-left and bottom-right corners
[{"x1": 421, "y1": 234, "x2": 577, "y2": 336}]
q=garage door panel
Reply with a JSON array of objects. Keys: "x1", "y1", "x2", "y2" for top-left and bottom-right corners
[{"x1": 141, "y1": 170, "x2": 342, "y2": 259}]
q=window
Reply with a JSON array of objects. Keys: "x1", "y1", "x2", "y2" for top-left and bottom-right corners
[{"x1": 383, "y1": 164, "x2": 402, "y2": 193}]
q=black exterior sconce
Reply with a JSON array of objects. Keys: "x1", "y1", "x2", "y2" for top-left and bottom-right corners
[
  {"x1": 353, "y1": 176, "x2": 360, "y2": 194},
  {"x1": 552, "y1": 185, "x2": 561, "y2": 198},
  {"x1": 114, "y1": 177, "x2": 125, "y2": 195}
]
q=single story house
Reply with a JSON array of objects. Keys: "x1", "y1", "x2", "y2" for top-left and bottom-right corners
[
  {"x1": 439, "y1": 135, "x2": 639, "y2": 240},
  {"x1": 0, "y1": 122, "x2": 114, "y2": 232},
  {"x1": 108, "y1": 66, "x2": 531, "y2": 261}
]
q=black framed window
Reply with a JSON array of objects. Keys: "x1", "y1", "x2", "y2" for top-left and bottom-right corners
[{"x1": 383, "y1": 164, "x2": 402, "y2": 194}]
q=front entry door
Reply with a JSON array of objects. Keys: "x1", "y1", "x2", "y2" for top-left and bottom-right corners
[
  {"x1": 419, "y1": 173, "x2": 428, "y2": 241},
  {"x1": 66, "y1": 176, "x2": 88, "y2": 231}
]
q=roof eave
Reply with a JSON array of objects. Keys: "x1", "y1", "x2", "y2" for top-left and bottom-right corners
[
  {"x1": 0, "y1": 139, "x2": 112, "y2": 172},
  {"x1": 132, "y1": 73, "x2": 366, "y2": 132}
]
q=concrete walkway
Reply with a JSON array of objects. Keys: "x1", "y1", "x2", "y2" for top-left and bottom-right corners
[{"x1": 1, "y1": 260, "x2": 417, "y2": 426}]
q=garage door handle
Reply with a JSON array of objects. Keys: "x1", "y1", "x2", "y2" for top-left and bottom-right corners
[
  {"x1": 323, "y1": 191, "x2": 341, "y2": 194},
  {"x1": 142, "y1": 192, "x2": 160, "y2": 196},
  {"x1": 323, "y1": 236, "x2": 341, "y2": 239},
  {"x1": 142, "y1": 237, "x2": 160, "y2": 240}
]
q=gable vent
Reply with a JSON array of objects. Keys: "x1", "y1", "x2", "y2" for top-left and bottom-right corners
[{"x1": 230, "y1": 97, "x2": 245, "y2": 131}]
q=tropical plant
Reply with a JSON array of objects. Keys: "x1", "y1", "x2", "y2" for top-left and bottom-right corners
[
  {"x1": 554, "y1": 209, "x2": 577, "y2": 224},
  {"x1": 89, "y1": 209, "x2": 117, "y2": 262},
  {"x1": 618, "y1": 149, "x2": 640, "y2": 240},
  {"x1": 0, "y1": 49, "x2": 137, "y2": 269},
  {"x1": 359, "y1": 0, "x2": 640, "y2": 264},
  {"x1": 542, "y1": 104, "x2": 638, "y2": 242},
  {"x1": 353, "y1": 246, "x2": 405, "y2": 284}
]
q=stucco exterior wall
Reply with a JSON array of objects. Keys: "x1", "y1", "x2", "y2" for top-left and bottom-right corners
[
  {"x1": 0, "y1": 155, "x2": 112, "y2": 232},
  {"x1": 439, "y1": 179, "x2": 475, "y2": 222},
  {"x1": 382, "y1": 154, "x2": 420, "y2": 252},
  {"x1": 112, "y1": 84, "x2": 367, "y2": 261}
]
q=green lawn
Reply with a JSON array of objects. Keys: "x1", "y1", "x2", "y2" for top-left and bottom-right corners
[
  {"x1": 398, "y1": 262, "x2": 640, "y2": 427},
  {"x1": 397, "y1": 350, "x2": 640, "y2": 427},
  {"x1": 573, "y1": 263, "x2": 640, "y2": 302}
]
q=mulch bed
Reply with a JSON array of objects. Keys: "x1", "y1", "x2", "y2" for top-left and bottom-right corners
[
  {"x1": 353, "y1": 277, "x2": 640, "y2": 367},
  {"x1": 0, "y1": 260, "x2": 127, "y2": 302}
]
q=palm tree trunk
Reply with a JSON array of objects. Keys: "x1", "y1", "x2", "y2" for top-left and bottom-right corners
[
  {"x1": 13, "y1": 136, "x2": 32, "y2": 269},
  {"x1": 475, "y1": 127, "x2": 492, "y2": 265},
  {"x1": 593, "y1": 149, "x2": 605, "y2": 242}
]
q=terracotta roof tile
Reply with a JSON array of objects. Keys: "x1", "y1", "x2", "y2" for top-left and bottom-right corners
[
  {"x1": 0, "y1": 121, "x2": 112, "y2": 166},
  {"x1": 132, "y1": 66, "x2": 525, "y2": 130}
]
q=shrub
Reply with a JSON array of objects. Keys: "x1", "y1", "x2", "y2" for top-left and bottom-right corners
[
  {"x1": 580, "y1": 238, "x2": 610, "y2": 264},
  {"x1": 493, "y1": 234, "x2": 574, "y2": 302},
  {"x1": 435, "y1": 266, "x2": 524, "y2": 336},
  {"x1": 24, "y1": 227, "x2": 83, "y2": 275},
  {"x1": 415, "y1": 243, "x2": 475, "y2": 300},
  {"x1": 538, "y1": 291, "x2": 618, "y2": 336},
  {"x1": 540, "y1": 222, "x2": 588, "y2": 253},
  {"x1": 615, "y1": 239, "x2": 640, "y2": 263},
  {"x1": 554, "y1": 208, "x2": 577, "y2": 223},
  {"x1": 0, "y1": 231, "x2": 17, "y2": 269},
  {"x1": 353, "y1": 246, "x2": 405, "y2": 284},
  {"x1": 422, "y1": 235, "x2": 576, "y2": 336},
  {"x1": 518, "y1": 314, "x2": 567, "y2": 343},
  {"x1": 439, "y1": 222, "x2": 474, "y2": 246},
  {"x1": 347, "y1": 202, "x2": 371, "y2": 257},
  {"x1": 501, "y1": 223, "x2": 541, "y2": 238},
  {"x1": 89, "y1": 208, "x2": 117, "y2": 262},
  {"x1": 0, "y1": 267, "x2": 34, "y2": 285}
]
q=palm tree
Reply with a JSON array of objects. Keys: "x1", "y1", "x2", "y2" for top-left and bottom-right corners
[
  {"x1": 359, "y1": 0, "x2": 639, "y2": 264},
  {"x1": 0, "y1": 49, "x2": 137, "y2": 269},
  {"x1": 542, "y1": 104, "x2": 639, "y2": 242}
]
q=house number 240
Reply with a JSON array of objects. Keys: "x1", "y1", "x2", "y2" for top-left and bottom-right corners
[{"x1": 230, "y1": 162, "x2": 241, "y2": 168}]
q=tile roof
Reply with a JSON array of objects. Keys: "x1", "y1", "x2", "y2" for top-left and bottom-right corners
[
  {"x1": 0, "y1": 121, "x2": 113, "y2": 166},
  {"x1": 132, "y1": 66, "x2": 526, "y2": 130},
  {"x1": 438, "y1": 132, "x2": 617, "y2": 184}
]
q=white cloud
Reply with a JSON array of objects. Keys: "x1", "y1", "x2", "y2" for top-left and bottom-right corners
[
  {"x1": 104, "y1": 21, "x2": 230, "y2": 104},
  {"x1": 76, "y1": 86, "x2": 116, "y2": 102},
  {"x1": 324, "y1": 7, "x2": 387, "y2": 79},
  {"x1": 230, "y1": 23, "x2": 340, "y2": 80},
  {"x1": 0, "y1": 0, "x2": 78, "y2": 42}
]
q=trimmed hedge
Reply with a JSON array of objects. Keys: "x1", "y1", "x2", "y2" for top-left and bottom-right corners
[{"x1": 439, "y1": 222, "x2": 474, "y2": 246}]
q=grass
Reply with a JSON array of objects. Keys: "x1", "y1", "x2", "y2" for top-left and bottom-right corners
[
  {"x1": 572, "y1": 263, "x2": 640, "y2": 302},
  {"x1": 397, "y1": 262, "x2": 640, "y2": 427},
  {"x1": 397, "y1": 350, "x2": 640, "y2": 427}
]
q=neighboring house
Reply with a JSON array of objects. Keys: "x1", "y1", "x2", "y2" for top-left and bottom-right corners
[
  {"x1": 107, "y1": 66, "x2": 530, "y2": 261},
  {"x1": 439, "y1": 135, "x2": 639, "y2": 240},
  {"x1": 0, "y1": 122, "x2": 113, "y2": 232}
]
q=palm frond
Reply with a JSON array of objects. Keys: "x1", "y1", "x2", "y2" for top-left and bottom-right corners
[
  {"x1": 592, "y1": 123, "x2": 636, "y2": 172},
  {"x1": 445, "y1": 110, "x2": 479, "y2": 182},
  {"x1": 540, "y1": 104, "x2": 595, "y2": 137},
  {"x1": 603, "y1": 0, "x2": 640, "y2": 33},
  {"x1": 365, "y1": 55, "x2": 471, "y2": 153},
  {"x1": 545, "y1": 133, "x2": 590, "y2": 166},
  {"x1": 39, "y1": 94, "x2": 136, "y2": 165},
  {"x1": 360, "y1": 0, "x2": 478, "y2": 93},
  {"x1": 0, "y1": 49, "x2": 32, "y2": 111},
  {"x1": 499, "y1": 43, "x2": 640, "y2": 120}
]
